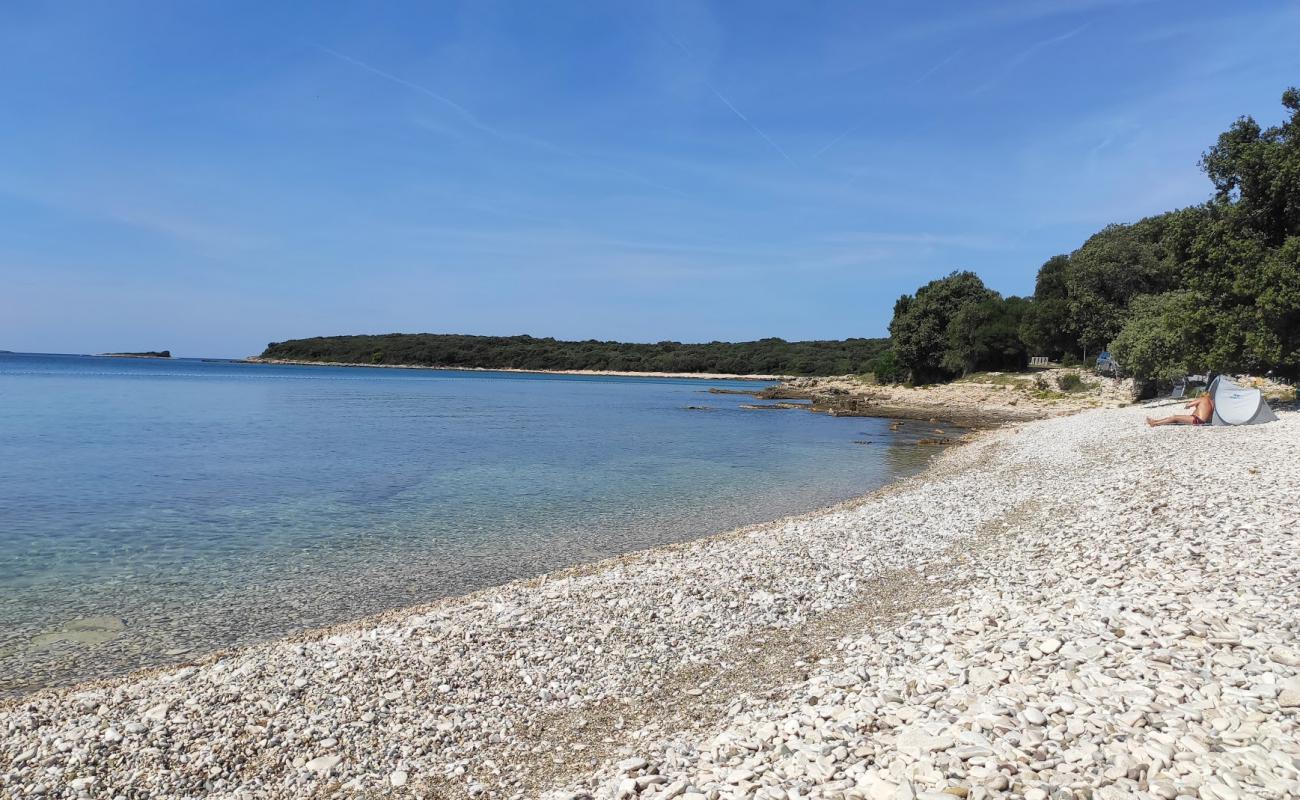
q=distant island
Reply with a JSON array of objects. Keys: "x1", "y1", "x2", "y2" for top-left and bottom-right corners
[
  {"x1": 101, "y1": 351, "x2": 172, "y2": 359},
  {"x1": 258, "y1": 334, "x2": 890, "y2": 377}
]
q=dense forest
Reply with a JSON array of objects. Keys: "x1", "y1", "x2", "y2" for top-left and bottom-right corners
[
  {"x1": 260, "y1": 333, "x2": 891, "y2": 376},
  {"x1": 887, "y1": 88, "x2": 1300, "y2": 384}
]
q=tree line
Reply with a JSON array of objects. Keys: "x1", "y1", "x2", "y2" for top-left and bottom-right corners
[
  {"x1": 887, "y1": 88, "x2": 1300, "y2": 384},
  {"x1": 260, "y1": 333, "x2": 891, "y2": 376}
]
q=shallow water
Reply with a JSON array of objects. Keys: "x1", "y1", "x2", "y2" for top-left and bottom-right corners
[{"x1": 0, "y1": 353, "x2": 954, "y2": 694}]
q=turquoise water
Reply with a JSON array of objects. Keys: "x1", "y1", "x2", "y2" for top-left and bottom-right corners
[{"x1": 0, "y1": 353, "x2": 950, "y2": 694}]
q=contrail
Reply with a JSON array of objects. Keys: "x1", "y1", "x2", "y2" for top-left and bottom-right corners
[
  {"x1": 811, "y1": 122, "x2": 858, "y2": 159},
  {"x1": 661, "y1": 29, "x2": 796, "y2": 166},
  {"x1": 315, "y1": 44, "x2": 686, "y2": 196},
  {"x1": 814, "y1": 47, "x2": 965, "y2": 160},
  {"x1": 972, "y1": 23, "x2": 1091, "y2": 95},
  {"x1": 911, "y1": 47, "x2": 965, "y2": 86},
  {"x1": 707, "y1": 86, "x2": 796, "y2": 165},
  {"x1": 1007, "y1": 22, "x2": 1091, "y2": 69},
  {"x1": 315, "y1": 45, "x2": 499, "y2": 138}
]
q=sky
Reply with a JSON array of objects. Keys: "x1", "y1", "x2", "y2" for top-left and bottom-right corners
[{"x1": 2, "y1": 1, "x2": 1299, "y2": 358}]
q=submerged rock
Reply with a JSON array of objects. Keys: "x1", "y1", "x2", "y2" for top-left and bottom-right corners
[{"x1": 29, "y1": 616, "x2": 126, "y2": 648}]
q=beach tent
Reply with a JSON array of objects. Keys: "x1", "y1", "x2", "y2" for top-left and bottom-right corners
[{"x1": 1208, "y1": 376, "x2": 1279, "y2": 426}]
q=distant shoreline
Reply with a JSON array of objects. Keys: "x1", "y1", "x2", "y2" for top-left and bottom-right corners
[
  {"x1": 244, "y1": 357, "x2": 786, "y2": 381},
  {"x1": 99, "y1": 351, "x2": 172, "y2": 359}
]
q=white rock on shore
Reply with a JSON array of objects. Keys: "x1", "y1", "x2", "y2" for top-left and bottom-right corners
[{"x1": 1, "y1": 403, "x2": 1296, "y2": 800}]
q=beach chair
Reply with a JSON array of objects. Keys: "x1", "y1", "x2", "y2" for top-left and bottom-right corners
[{"x1": 1170, "y1": 378, "x2": 1186, "y2": 399}]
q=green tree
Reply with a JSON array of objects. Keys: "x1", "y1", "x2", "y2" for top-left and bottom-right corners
[
  {"x1": 1064, "y1": 218, "x2": 1177, "y2": 356},
  {"x1": 888, "y1": 271, "x2": 998, "y2": 383},
  {"x1": 1019, "y1": 255, "x2": 1072, "y2": 359},
  {"x1": 1109, "y1": 292, "x2": 1211, "y2": 382},
  {"x1": 943, "y1": 296, "x2": 1030, "y2": 376},
  {"x1": 1201, "y1": 87, "x2": 1300, "y2": 245},
  {"x1": 1258, "y1": 236, "x2": 1300, "y2": 370}
]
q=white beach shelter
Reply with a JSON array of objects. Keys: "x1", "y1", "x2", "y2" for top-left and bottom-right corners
[{"x1": 1209, "y1": 376, "x2": 1279, "y2": 426}]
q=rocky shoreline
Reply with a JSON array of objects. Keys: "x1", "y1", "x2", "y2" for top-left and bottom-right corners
[
  {"x1": 752, "y1": 371, "x2": 1136, "y2": 427},
  {"x1": 2, "y1": 404, "x2": 1296, "y2": 799}
]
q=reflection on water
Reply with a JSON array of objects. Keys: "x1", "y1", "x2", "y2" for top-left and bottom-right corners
[{"x1": 0, "y1": 353, "x2": 959, "y2": 694}]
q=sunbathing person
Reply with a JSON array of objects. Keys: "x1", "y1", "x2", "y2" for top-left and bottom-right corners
[{"x1": 1147, "y1": 393, "x2": 1214, "y2": 427}]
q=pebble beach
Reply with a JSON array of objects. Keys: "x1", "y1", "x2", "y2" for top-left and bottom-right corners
[{"x1": 2, "y1": 403, "x2": 1297, "y2": 800}]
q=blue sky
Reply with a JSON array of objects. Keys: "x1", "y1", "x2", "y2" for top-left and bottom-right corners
[{"x1": 2, "y1": 1, "x2": 1298, "y2": 358}]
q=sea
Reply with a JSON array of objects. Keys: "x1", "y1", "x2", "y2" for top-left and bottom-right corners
[{"x1": 0, "y1": 352, "x2": 955, "y2": 694}]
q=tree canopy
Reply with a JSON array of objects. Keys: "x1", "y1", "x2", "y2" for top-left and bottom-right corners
[
  {"x1": 260, "y1": 333, "x2": 890, "y2": 377},
  {"x1": 888, "y1": 271, "x2": 999, "y2": 382}
]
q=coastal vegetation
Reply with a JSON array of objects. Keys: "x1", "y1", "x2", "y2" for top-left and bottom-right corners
[
  {"x1": 261, "y1": 334, "x2": 890, "y2": 376},
  {"x1": 886, "y1": 88, "x2": 1300, "y2": 383}
]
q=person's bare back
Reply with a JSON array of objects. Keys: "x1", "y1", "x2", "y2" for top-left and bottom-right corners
[{"x1": 1147, "y1": 394, "x2": 1213, "y2": 427}]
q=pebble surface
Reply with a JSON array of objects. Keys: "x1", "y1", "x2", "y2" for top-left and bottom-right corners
[{"x1": 2, "y1": 404, "x2": 1297, "y2": 800}]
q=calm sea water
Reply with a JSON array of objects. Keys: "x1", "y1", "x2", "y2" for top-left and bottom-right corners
[{"x1": 0, "y1": 353, "x2": 951, "y2": 694}]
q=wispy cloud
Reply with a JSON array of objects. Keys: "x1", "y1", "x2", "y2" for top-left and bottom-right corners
[
  {"x1": 5, "y1": 180, "x2": 268, "y2": 253},
  {"x1": 820, "y1": 230, "x2": 1011, "y2": 251},
  {"x1": 103, "y1": 205, "x2": 268, "y2": 252},
  {"x1": 893, "y1": 0, "x2": 1141, "y2": 44},
  {"x1": 972, "y1": 23, "x2": 1091, "y2": 95}
]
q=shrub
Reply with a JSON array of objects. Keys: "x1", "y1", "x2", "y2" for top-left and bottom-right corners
[
  {"x1": 867, "y1": 349, "x2": 908, "y2": 384},
  {"x1": 1108, "y1": 291, "x2": 1206, "y2": 382},
  {"x1": 1057, "y1": 371, "x2": 1084, "y2": 392}
]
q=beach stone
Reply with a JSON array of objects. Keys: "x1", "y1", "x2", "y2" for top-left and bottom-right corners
[
  {"x1": 141, "y1": 703, "x2": 169, "y2": 721},
  {"x1": 897, "y1": 730, "x2": 954, "y2": 756},
  {"x1": 858, "y1": 773, "x2": 898, "y2": 800},
  {"x1": 305, "y1": 755, "x2": 340, "y2": 774},
  {"x1": 390, "y1": 770, "x2": 408, "y2": 787},
  {"x1": 1278, "y1": 678, "x2": 1300, "y2": 708},
  {"x1": 1268, "y1": 646, "x2": 1300, "y2": 666}
]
